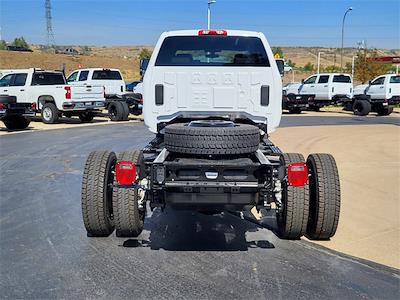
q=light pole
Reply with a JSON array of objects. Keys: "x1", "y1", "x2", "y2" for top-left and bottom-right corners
[
  {"x1": 317, "y1": 51, "x2": 323, "y2": 74},
  {"x1": 207, "y1": 0, "x2": 216, "y2": 30},
  {"x1": 341, "y1": 7, "x2": 353, "y2": 71}
]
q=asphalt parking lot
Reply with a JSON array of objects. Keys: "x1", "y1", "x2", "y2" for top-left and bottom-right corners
[{"x1": 1, "y1": 115, "x2": 399, "y2": 299}]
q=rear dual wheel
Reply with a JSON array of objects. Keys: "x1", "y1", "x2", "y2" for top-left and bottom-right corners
[
  {"x1": 81, "y1": 151, "x2": 117, "y2": 237},
  {"x1": 277, "y1": 153, "x2": 340, "y2": 240},
  {"x1": 113, "y1": 150, "x2": 145, "y2": 237}
]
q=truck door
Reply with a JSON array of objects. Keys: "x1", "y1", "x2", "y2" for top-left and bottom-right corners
[
  {"x1": 299, "y1": 75, "x2": 317, "y2": 95},
  {"x1": 0, "y1": 73, "x2": 29, "y2": 103},
  {"x1": 315, "y1": 75, "x2": 329, "y2": 100},
  {"x1": 368, "y1": 76, "x2": 385, "y2": 100}
]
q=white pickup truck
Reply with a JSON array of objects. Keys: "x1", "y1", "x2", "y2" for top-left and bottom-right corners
[
  {"x1": 353, "y1": 74, "x2": 400, "y2": 116},
  {"x1": 0, "y1": 68, "x2": 105, "y2": 123},
  {"x1": 299, "y1": 73, "x2": 353, "y2": 110},
  {"x1": 67, "y1": 68, "x2": 143, "y2": 119}
]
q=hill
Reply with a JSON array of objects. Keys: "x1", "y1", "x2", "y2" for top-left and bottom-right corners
[{"x1": 1, "y1": 46, "x2": 398, "y2": 83}]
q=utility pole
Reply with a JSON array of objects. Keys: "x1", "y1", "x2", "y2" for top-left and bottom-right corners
[
  {"x1": 207, "y1": 0, "x2": 216, "y2": 30},
  {"x1": 45, "y1": 0, "x2": 55, "y2": 47},
  {"x1": 341, "y1": 7, "x2": 353, "y2": 71},
  {"x1": 351, "y1": 55, "x2": 357, "y2": 79},
  {"x1": 317, "y1": 52, "x2": 323, "y2": 74}
]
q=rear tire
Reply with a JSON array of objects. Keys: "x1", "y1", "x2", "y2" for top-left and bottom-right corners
[
  {"x1": 41, "y1": 102, "x2": 59, "y2": 124},
  {"x1": 2, "y1": 115, "x2": 30, "y2": 130},
  {"x1": 79, "y1": 112, "x2": 94, "y2": 122},
  {"x1": 108, "y1": 101, "x2": 126, "y2": 121},
  {"x1": 306, "y1": 154, "x2": 340, "y2": 240},
  {"x1": 113, "y1": 150, "x2": 145, "y2": 237},
  {"x1": 277, "y1": 153, "x2": 309, "y2": 239},
  {"x1": 81, "y1": 151, "x2": 117, "y2": 237},
  {"x1": 288, "y1": 107, "x2": 302, "y2": 114},
  {"x1": 376, "y1": 104, "x2": 393, "y2": 116},
  {"x1": 353, "y1": 100, "x2": 371, "y2": 116}
]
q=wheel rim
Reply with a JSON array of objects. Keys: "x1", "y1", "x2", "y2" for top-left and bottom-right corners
[
  {"x1": 43, "y1": 107, "x2": 52, "y2": 121},
  {"x1": 109, "y1": 105, "x2": 117, "y2": 117}
]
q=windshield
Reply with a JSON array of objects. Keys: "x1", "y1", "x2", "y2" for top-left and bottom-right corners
[
  {"x1": 390, "y1": 75, "x2": 400, "y2": 83},
  {"x1": 155, "y1": 36, "x2": 270, "y2": 67}
]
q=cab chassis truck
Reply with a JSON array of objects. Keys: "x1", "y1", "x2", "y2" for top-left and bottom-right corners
[{"x1": 81, "y1": 30, "x2": 340, "y2": 241}]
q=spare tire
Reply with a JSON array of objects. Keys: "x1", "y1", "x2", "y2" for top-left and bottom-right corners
[{"x1": 164, "y1": 121, "x2": 260, "y2": 155}]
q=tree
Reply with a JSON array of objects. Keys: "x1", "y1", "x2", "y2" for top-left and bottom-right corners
[
  {"x1": 303, "y1": 62, "x2": 314, "y2": 72},
  {"x1": 12, "y1": 37, "x2": 29, "y2": 49},
  {"x1": 272, "y1": 47, "x2": 284, "y2": 58},
  {"x1": 139, "y1": 48, "x2": 152, "y2": 60},
  {"x1": 0, "y1": 40, "x2": 6, "y2": 50},
  {"x1": 286, "y1": 59, "x2": 296, "y2": 68},
  {"x1": 323, "y1": 64, "x2": 341, "y2": 73},
  {"x1": 354, "y1": 48, "x2": 389, "y2": 83}
]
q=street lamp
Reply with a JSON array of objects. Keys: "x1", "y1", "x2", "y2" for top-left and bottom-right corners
[
  {"x1": 207, "y1": 0, "x2": 216, "y2": 30},
  {"x1": 341, "y1": 7, "x2": 353, "y2": 71}
]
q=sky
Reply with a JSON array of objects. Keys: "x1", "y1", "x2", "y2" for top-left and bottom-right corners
[{"x1": 0, "y1": 0, "x2": 399, "y2": 49}]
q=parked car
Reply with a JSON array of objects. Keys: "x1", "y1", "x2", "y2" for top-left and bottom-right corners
[
  {"x1": 0, "y1": 95, "x2": 35, "y2": 130},
  {"x1": 0, "y1": 69, "x2": 105, "y2": 123},
  {"x1": 299, "y1": 73, "x2": 353, "y2": 110},
  {"x1": 352, "y1": 74, "x2": 400, "y2": 116},
  {"x1": 80, "y1": 29, "x2": 340, "y2": 243},
  {"x1": 67, "y1": 68, "x2": 143, "y2": 119}
]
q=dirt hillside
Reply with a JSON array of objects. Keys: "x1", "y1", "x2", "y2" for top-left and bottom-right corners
[{"x1": 0, "y1": 46, "x2": 398, "y2": 81}]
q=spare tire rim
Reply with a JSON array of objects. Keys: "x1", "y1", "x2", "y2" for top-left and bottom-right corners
[{"x1": 43, "y1": 107, "x2": 52, "y2": 121}]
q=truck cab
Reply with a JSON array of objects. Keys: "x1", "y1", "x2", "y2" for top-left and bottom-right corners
[
  {"x1": 67, "y1": 68, "x2": 126, "y2": 97},
  {"x1": 353, "y1": 74, "x2": 400, "y2": 116},
  {"x1": 299, "y1": 73, "x2": 353, "y2": 109},
  {"x1": 143, "y1": 29, "x2": 282, "y2": 134}
]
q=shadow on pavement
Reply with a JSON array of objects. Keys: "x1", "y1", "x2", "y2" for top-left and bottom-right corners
[{"x1": 122, "y1": 208, "x2": 275, "y2": 251}]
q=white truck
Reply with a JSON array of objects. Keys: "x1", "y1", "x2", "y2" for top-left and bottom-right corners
[
  {"x1": 67, "y1": 68, "x2": 143, "y2": 119},
  {"x1": 0, "y1": 68, "x2": 105, "y2": 123},
  {"x1": 352, "y1": 74, "x2": 400, "y2": 116},
  {"x1": 80, "y1": 29, "x2": 340, "y2": 242},
  {"x1": 298, "y1": 73, "x2": 353, "y2": 110}
]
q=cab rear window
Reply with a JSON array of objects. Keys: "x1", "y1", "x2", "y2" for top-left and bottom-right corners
[
  {"x1": 92, "y1": 70, "x2": 122, "y2": 80},
  {"x1": 155, "y1": 36, "x2": 270, "y2": 67},
  {"x1": 332, "y1": 75, "x2": 351, "y2": 83},
  {"x1": 390, "y1": 76, "x2": 400, "y2": 83},
  {"x1": 31, "y1": 72, "x2": 66, "y2": 85}
]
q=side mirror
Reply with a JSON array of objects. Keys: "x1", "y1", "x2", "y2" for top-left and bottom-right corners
[
  {"x1": 368, "y1": 80, "x2": 372, "y2": 85},
  {"x1": 140, "y1": 59, "x2": 149, "y2": 78},
  {"x1": 301, "y1": 79, "x2": 304, "y2": 84},
  {"x1": 276, "y1": 59, "x2": 285, "y2": 77}
]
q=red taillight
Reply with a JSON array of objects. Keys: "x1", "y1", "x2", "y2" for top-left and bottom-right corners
[
  {"x1": 115, "y1": 161, "x2": 137, "y2": 185},
  {"x1": 31, "y1": 102, "x2": 37, "y2": 110},
  {"x1": 64, "y1": 86, "x2": 71, "y2": 99},
  {"x1": 287, "y1": 163, "x2": 308, "y2": 187},
  {"x1": 0, "y1": 103, "x2": 5, "y2": 110},
  {"x1": 198, "y1": 29, "x2": 227, "y2": 36}
]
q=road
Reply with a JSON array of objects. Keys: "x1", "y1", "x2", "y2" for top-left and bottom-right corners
[{"x1": 1, "y1": 116, "x2": 399, "y2": 299}]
